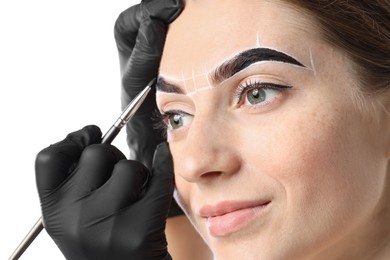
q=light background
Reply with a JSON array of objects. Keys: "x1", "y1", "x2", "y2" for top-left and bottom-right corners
[{"x1": 1, "y1": 1, "x2": 141, "y2": 259}]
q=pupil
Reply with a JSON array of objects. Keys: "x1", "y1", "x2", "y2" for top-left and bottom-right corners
[
  {"x1": 247, "y1": 88, "x2": 266, "y2": 104},
  {"x1": 169, "y1": 114, "x2": 183, "y2": 129},
  {"x1": 173, "y1": 114, "x2": 181, "y2": 125}
]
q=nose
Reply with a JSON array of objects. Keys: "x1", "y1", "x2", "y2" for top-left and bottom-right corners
[{"x1": 175, "y1": 113, "x2": 242, "y2": 184}]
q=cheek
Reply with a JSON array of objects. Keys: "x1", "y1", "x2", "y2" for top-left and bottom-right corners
[
  {"x1": 275, "y1": 108, "x2": 382, "y2": 201},
  {"x1": 239, "y1": 108, "x2": 348, "y2": 214},
  {"x1": 168, "y1": 85, "x2": 387, "y2": 254},
  {"x1": 170, "y1": 146, "x2": 193, "y2": 213},
  {"x1": 272, "y1": 112, "x2": 349, "y2": 203},
  {"x1": 242, "y1": 100, "x2": 386, "y2": 243}
]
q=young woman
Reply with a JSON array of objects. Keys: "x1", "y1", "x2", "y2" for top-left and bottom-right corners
[
  {"x1": 155, "y1": 0, "x2": 390, "y2": 258},
  {"x1": 35, "y1": 0, "x2": 389, "y2": 259}
]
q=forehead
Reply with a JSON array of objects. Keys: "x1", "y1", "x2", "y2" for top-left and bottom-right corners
[{"x1": 160, "y1": 0, "x2": 319, "y2": 78}]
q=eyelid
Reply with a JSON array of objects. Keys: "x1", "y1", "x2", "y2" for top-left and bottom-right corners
[
  {"x1": 157, "y1": 109, "x2": 194, "y2": 139},
  {"x1": 160, "y1": 109, "x2": 193, "y2": 117},
  {"x1": 156, "y1": 92, "x2": 195, "y2": 112},
  {"x1": 160, "y1": 109, "x2": 193, "y2": 127},
  {"x1": 234, "y1": 81, "x2": 292, "y2": 104}
]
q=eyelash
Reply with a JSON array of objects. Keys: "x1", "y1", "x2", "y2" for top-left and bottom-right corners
[
  {"x1": 234, "y1": 80, "x2": 292, "y2": 106},
  {"x1": 156, "y1": 80, "x2": 293, "y2": 135},
  {"x1": 153, "y1": 109, "x2": 191, "y2": 137}
]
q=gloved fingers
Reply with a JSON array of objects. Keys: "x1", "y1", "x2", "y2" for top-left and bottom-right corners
[
  {"x1": 88, "y1": 160, "x2": 149, "y2": 217},
  {"x1": 121, "y1": 17, "x2": 166, "y2": 97},
  {"x1": 71, "y1": 144, "x2": 126, "y2": 196},
  {"x1": 35, "y1": 125, "x2": 102, "y2": 199},
  {"x1": 120, "y1": 18, "x2": 168, "y2": 120},
  {"x1": 125, "y1": 115, "x2": 166, "y2": 170},
  {"x1": 114, "y1": 0, "x2": 183, "y2": 74},
  {"x1": 114, "y1": 4, "x2": 141, "y2": 69},
  {"x1": 143, "y1": 0, "x2": 183, "y2": 24},
  {"x1": 120, "y1": 0, "x2": 183, "y2": 105},
  {"x1": 140, "y1": 142, "x2": 174, "y2": 218}
]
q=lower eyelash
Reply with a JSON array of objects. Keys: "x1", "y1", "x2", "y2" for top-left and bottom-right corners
[{"x1": 152, "y1": 109, "x2": 168, "y2": 139}]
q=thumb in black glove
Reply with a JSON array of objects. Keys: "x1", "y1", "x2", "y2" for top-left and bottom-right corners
[{"x1": 36, "y1": 125, "x2": 175, "y2": 260}]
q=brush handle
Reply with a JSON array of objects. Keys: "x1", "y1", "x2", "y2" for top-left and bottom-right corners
[{"x1": 9, "y1": 217, "x2": 43, "y2": 260}]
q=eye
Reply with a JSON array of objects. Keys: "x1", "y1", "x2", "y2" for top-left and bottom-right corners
[
  {"x1": 161, "y1": 110, "x2": 193, "y2": 130},
  {"x1": 245, "y1": 88, "x2": 278, "y2": 105},
  {"x1": 236, "y1": 81, "x2": 292, "y2": 107}
]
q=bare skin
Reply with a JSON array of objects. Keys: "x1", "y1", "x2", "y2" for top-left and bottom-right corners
[
  {"x1": 157, "y1": 0, "x2": 390, "y2": 259},
  {"x1": 166, "y1": 216, "x2": 213, "y2": 260}
]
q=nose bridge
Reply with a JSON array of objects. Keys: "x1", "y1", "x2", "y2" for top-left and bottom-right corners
[
  {"x1": 187, "y1": 112, "x2": 220, "y2": 153},
  {"x1": 179, "y1": 111, "x2": 241, "y2": 182}
]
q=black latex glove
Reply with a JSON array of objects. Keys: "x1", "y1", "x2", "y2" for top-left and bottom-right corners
[
  {"x1": 115, "y1": 0, "x2": 184, "y2": 217},
  {"x1": 115, "y1": 0, "x2": 182, "y2": 169},
  {"x1": 36, "y1": 125, "x2": 175, "y2": 260}
]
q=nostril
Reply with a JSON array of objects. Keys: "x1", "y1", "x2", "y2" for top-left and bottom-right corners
[{"x1": 200, "y1": 171, "x2": 223, "y2": 179}]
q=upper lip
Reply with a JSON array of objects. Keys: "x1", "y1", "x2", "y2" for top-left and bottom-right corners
[{"x1": 199, "y1": 200, "x2": 271, "y2": 218}]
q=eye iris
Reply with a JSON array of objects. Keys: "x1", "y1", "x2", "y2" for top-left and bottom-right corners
[
  {"x1": 169, "y1": 114, "x2": 183, "y2": 129},
  {"x1": 246, "y1": 88, "x2": 266, "y2": 104}
]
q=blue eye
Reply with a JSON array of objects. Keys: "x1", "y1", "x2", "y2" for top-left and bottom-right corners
[{"x1": 237, "y1": 81, "x2": 292, "y2": 106}]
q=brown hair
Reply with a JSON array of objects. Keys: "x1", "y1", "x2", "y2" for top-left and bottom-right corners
[{"x1": 285, "y1": 0, "x2": 390, "y2": 94}]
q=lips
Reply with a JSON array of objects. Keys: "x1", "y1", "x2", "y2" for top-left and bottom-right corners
[{"x1": 199, "y1": 200, "x2": 271, "y2": 237}]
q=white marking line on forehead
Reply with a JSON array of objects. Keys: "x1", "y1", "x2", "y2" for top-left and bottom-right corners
[
  {"x1": 158, "y1": 44, "x2": 316, "y2": 96},
  {"x1": 162, "y1": 73, "x2": 207, "y2": 85},
  {"x1": 256, "y1": 32, "x2": 261, "y2": 47},
  {"x1": 161, "y1": 73, "x2": 184, "y2": 83},
  {"x1": 165, "y1": 44, "x2": 315, "y2": 85},
  {"x1": 159, "y1": 72, "x2": 212, "y2": 96},
  {"x1": 163, "y1": 47, "x2": 311, "y2": 83},
  {"x1": 309, "y1": 48, "x2": 317, "y2": 77},
  {"x1": 164, "y1": 71, "x2": 210, "y2": 83},
  {"x1": 156, "y1": 85, "x2": 212, "y2": 98},
  {"x1": 205, "y1": 66, "x2": 212, "y2": 87},
  {"x1": 187, "y1": 85, "x2": 213, "y2": 96},
  {"x1": 181, "y1": 71, "x2": 188, "y2": 93},
  {"x1": 191, "y1": 65, "x2": 197, "y2": 91},
  {"x1": 217, "y1": 59, "x2": 312, "y2": 86},
  {"x1": 158, "y1": 58, "x2": 311, "y2": 97},
  {"x1": 211, "y1": 46, "x2": 312, "y2": 76}
]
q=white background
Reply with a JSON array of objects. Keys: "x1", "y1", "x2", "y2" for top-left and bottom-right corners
[{"x1": 1, "y1": 1, "x2": 140, "y2": 259}]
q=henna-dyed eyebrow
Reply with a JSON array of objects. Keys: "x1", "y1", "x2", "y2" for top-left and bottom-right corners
[{"x1": 157, "y1": 47, "x2": 305, "y2": 94}]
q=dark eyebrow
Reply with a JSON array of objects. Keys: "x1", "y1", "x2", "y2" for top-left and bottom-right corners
[
  {"x1": 156, "y1": 77, "x2": 185, "y2": 94},
  {"x1": 156, "y1": 47, "x2": 305, "y2": 94},
  {"x1": 211, "y1": 47, "x2": 305, "y2": 84}
]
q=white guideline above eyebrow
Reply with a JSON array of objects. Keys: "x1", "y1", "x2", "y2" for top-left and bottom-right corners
[
  {"x1": 181, "y1": 70, "x2": 188, "y2": 93},
  {"x1": 254, "y1": 31, "x2": 316, "y2": 74},
  {"x1": 191, "y1": 65, "x2": 197, "y2": 92},
  {"x1": 158, "y1": 59, "x2": 313, "y2": 97},
  {"x1": 309, "y1": 48, "x2": 317, "y2": 77},
  {"x1": 158, "y1": 34, "x2": 317, "y2": 96},
  {"x1": 256, "y1": 31, "x2": 261, "y2": 47}
]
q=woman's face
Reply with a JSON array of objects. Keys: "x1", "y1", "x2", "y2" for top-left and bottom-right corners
[{"x1": 157, "y1": 0, "x2": 390, "y2": 258}]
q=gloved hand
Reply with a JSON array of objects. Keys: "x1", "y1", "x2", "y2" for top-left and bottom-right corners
[
  {"x1": 115, "y1": 0, "x2": 182, "y2": 169},
  {"x1": 115, "y1": 0, "x2": 184, "y2": 217},
  {"x1": 36, "y1": 125, "x2": 175, "y2": 260}
]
